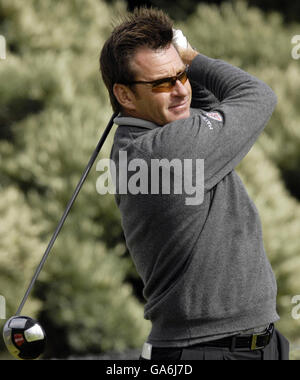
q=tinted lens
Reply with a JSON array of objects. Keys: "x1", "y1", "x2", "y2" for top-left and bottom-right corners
[
  {"x1": 152, "y1": 70, "x2": 188, "y2": 93},
  {"x1": 178, "y1": 70, "x2": 188, "y2": 84}
]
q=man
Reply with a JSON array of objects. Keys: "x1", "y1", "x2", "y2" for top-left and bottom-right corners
[{"x1": 99, "y1": 8, "x2": 290, "y2": 360}]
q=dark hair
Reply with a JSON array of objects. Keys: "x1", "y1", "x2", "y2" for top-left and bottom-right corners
[{"x1": 99, "y1": 7, "x2": 174, "y2": 113}]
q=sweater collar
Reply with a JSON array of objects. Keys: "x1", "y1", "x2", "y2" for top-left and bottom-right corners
[
  {"x1": 113, "y1": 109, "x2": 198, "y2": 130},
  {"x1": 113, "y1": 114, "x2": 160, "y2": 130}
]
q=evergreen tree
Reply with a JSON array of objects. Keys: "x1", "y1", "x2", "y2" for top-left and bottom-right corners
[
  {"x1": 184, "y1": 0, "x2": 300, "y2": 343},
  {"x1": 0, "y1": 0, "x2": 149, "y2": 358},
  {"x1": 0, "y1": 186, "x2": 43, "y2": 354},
  {"x1": 1, "y1": 0, "x2": 300, "y2": 358}
]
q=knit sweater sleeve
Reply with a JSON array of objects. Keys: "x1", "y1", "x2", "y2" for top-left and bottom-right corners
[{"x1": 135, "y1": 54, "x2": 277, "y2": 190}]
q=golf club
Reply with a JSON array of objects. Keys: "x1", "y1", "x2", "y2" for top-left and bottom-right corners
[{"x1": 3, "y1": 112, "x2": 117, "y2": 360}]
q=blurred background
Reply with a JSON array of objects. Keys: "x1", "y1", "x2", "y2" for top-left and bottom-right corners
[{"x1": 0, "y1": 0, "x2": 300, "y2": 360}]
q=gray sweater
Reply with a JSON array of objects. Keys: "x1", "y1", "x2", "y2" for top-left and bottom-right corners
[{"x1": 110, "y1": 54, "x2": 279, "y2": 347}]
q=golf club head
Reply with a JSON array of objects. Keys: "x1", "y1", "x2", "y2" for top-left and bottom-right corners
[{"x1": 3, "y1": 316, "x2": 46, "y2": 360}]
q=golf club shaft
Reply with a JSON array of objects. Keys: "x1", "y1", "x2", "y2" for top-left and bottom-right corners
[{"x1": 16, "y1": 113, "x2": 117, "y2": 316}]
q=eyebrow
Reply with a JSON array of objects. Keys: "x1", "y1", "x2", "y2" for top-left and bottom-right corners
[
  {"x1": 133, "y1": 66, "x2": 187, "y2": 85},
  {"x1": 147, "y1": 66, "x2": 186, "y2": 82}
]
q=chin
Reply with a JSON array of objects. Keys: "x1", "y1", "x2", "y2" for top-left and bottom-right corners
[{"x1": 167, "y1": 108, "x2": 191, "y2": 123}]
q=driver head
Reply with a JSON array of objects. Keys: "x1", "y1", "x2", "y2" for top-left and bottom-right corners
[{"x1": 3, "y1": 316, "x2": 46, "y2": 360}]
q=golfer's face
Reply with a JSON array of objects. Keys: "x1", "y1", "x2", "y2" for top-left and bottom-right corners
[{"x1": 129, "y1": 44, "x2": 192, "y2": 126}]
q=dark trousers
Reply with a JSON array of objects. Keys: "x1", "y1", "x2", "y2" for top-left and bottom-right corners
[{"x1": 142, "y1": 329, "x2": 290, "y2": 360}]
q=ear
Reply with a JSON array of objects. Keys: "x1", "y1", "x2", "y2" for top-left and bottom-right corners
[{"x1": 113, "y1": 84, "x2": 136, "y2": 112}]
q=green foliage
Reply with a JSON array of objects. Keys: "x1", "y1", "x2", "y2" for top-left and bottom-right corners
[
  {"x1": 180, "y1": 1, "x2": 291, "y2": 69},
  {"x1": 0, "y1": 186, "x2": 43, "y2": 353},
  {"x1": 182, "y1": 1, "x2": 300, "y2": 200},
  {"x1": 183, "y1": 0, "x2": 300, "y2": 342},
  {"x1": 237, "y1": 146, "x2": 300, "y2": 339},
  {"x1": 0, "y1": 0, "x2": 150, "y2": 358},
  {"x1": 257, "y1": 64, "x2": 300, "y2": 199},
  {"x1": 182, "y1": 2, "x2": 300, "y2": 201},
  {"x1": 36, "y1": 236, "x2": 147, "y2": 357},
  {"x1": 1, "y1": 0, "x2": 300, "y2": 358},
  {"x1": 125, "y1": 0, "x2": 300, "y2": 23},
  {"x1": 0, "y1": 186, "x2": 43, "y2": 317}
]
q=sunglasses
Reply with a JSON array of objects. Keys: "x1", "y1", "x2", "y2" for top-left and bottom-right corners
[{"x1": 127, "y1": 66, "x2": 189, "y2": 93}]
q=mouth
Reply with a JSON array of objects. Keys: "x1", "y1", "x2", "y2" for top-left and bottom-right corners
[{"x1": 168, "y1": 99, "x2": 190, "y2": 112}]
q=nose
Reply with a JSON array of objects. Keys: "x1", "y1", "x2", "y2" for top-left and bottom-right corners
[{"x1": 171, "y1": 78, "x2": 190, "y2": 97}]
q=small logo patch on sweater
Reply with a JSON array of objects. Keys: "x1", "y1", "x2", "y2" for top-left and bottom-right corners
[
  {"x1": 201, "y1": 115, "x2": 214, "y2": 130},
  {"x1": 205, "y1": 112, "x2": 223, "y2": 122}
]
